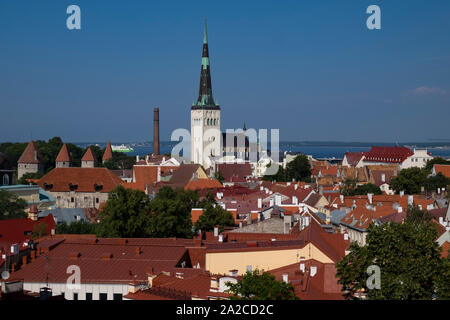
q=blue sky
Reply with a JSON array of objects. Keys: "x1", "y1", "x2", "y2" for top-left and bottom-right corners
[{"x1": 1, "y1": 0, "x2": 449, "y2": 143}]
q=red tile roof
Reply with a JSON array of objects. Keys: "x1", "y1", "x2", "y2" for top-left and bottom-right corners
[
  {"x1": 17, "y1": 141, "x2": 42, "y2": 164},
  {"x1": 185, "y1": 179, "x2": 223, "y2": 191},
  {"x1": 433, "y1": 164, "x2": 450, "y2": 178},
  {"x1": 81, "y1": 147, "x2": 96, "y2": 162},
  {"x1": 0, "y1": 215, "x2": 56, "y2": 248},
  {"x1": 55, "y1": 144, "x2": 71, "y2": 162},
  {"x1": 216, "y1": 163, "x2": 252, "y2": 182},
  {"x1": 102, "y1": 141, "x2": 113, "y2": 162},
  {"x1": 343, "y1": 152, "x2": 365, "y2": 167},
  {"x1": 37, "y1": 167, "x2": 123, "y2": 193},
  {"x1": 364, "y1": 146, "x2": 413, "y2": 163},
  {"x1": 11, "y1": 238, "x2": 194, "y2": 284}
]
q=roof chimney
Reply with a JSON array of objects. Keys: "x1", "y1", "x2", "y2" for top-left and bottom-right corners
[
  {"x1": 257, "y1": 198, "x2": 262, "y2": 209},
  {"x1": 153, "y1": 107, "x2": 160, "y2": 155},
  {"x1": 367, "y1": 193, "x2": 373, "y2": 204},
  {"x1": 213, "y1": 226, "x2": 219, "y2": 237},
  {"x1": 381, "y1": 173, "x2": 386, "y2": 183}
]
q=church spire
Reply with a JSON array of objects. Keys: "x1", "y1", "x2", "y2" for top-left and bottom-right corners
[{"x1": 193, "y1": 19, "x2": 219, "y2": 110}]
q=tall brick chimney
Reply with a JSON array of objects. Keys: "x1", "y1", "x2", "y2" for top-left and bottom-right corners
[{"x1": 153, "y1": 107, "x2": 160, "y2": 155}]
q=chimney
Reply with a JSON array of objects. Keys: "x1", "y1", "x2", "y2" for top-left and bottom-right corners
[
  {"x1": 157, "y1": 166, "x2": 161, "y2": 182},
  {"x1": 257, "y1": 198, "x2": 262, "y2": 209},
  {"x1": 310, "y1": 266, "x2": 317, "y2": 277},
  {"x1": 408, "y1": 195, "x2": 414, "y2": 206},
  {"x1": 400, "y1": 190, "x2": 405, "y2": 197},
  {"x1": 381, "y1": 174, "x2": 386, "y2": 183},
  {"x1": 136, "y1": 155, "x2": 139, "y2": 162},
  {"x1": 213, "y1": 226, "x2": 219, "y2": 237},
  {"x1": 367, "y1": 193, "x2": 373, "y2": 204},
  {"x1": 218, "y1": 234, "x2": 223, "y2": 242},
  {"x1": 294, "y1": 184, "x2": 298, "y2": 190},
  {"x1": 292, "y1": 196, "x2": 298, "y2": 205},
  {"x1": 153, "y1": 107, "x2": 160, "y2": 155},
  {"x1": 340, "y1": 195, "x2": 344, "y2": 204},
  {"x1": 300, "y1": 263, "x2": 305, "y2": 273}
]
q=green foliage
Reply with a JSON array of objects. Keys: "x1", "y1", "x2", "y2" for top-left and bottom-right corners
[
  {"x1": 286, "y1": 155, "x2": 311, "y2": 182},
  {"x1": 0, "y1": 190, "x2": 27, "y2": 220},
  {"x1": 32, "y1": 222, "x2": 48, "y2": 239},
  {"x1": 336, "y1": 206, "x2": 448, "y2": 300},
  {"x1": 96, "y1": 185, "x2": 152, "y2": 238},
  {"x1": 214, "y1": 171, "x2": 224, "y2": 184},
  {"x1": 56, "y1": 220, "x2": 97, "y2": 234},
  {"x1": 102, "y1": 152, "x2": 136, "y2": 170},
  {"x1": 390, "y1": 167, "x2": 428, "y2": 194},
  {"x1": 342, "y1": 182, "x2": 382, "y2": 196},
  {"x1": 424, "y1": 157, "x2": 450, "y2": 172},
  {"x1": 194, "y1": 194, "x2": 234, "y2": 233},
  {"x1": 148, "y1": 187, "x2": 196, "y2": 238},
  {"x1": 262, "y1": 165, "x2": 287, "y2": 182},
  {"x1": 424, "y1": 173, "x2": 450, "y2": 192},
  {"x1": 17, "y1": 172, "x2": 44, "y2": 185},
  {"x1": 226, "y1": 269, "x2": 299, "y2": 300},
  {"x1": 0, "y1": 142, "x2": 28, "y2": 165}
]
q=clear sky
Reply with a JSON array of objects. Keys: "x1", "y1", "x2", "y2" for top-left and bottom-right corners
[{"x1": 1, "y1": 0, "x2": 449, "y2": 143}]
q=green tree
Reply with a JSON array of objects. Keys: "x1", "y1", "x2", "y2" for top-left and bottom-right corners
[
  {"x1": 148, "y1": 187, "x2": 196, "y2": 238},
  {"x1": 336, "y1": 206, "x2": 447, "y2": 300},
  {"x1": 0, "y1": 190, "x2": 27, "y2": 220},
  {"x1": 102, "y1": 152, "x2": 136, "y2": 170},
  {"x1": 424, "y1": 173, "x2": 450, "y2": 192},
  {"x1": 194, "y1": 197, "x2": 234, "y2": 233},
  {"x1": 286, "y1": 155, "x2": 311, "y2": 182},
  {"x1": 424, "y1": 157, "x2": 450, "y2": 172},
  {"x1": 56, "y1": 220, "x2": 97, "y2": 234},
  {"x1": 96, "y1": 185, "x2": 152, "y2": 238},
  {"x1": 390, "y1": 167, "x2": 428, "y2": 194},
  {"x1": 214, "y1": 171, "x2": 224, "y2": 184},
  {"x1": 342, "y1": 183, "x2": 382, "y2": 196},
  {"x1": 226, "y1": 269, "x2": 299, "y2": 300},
  {"x1": 17, "y1": 172, "x2": 44, "y2": 185},
  {"x1": 262, "y1": 165, "x2": 287, "y2": 182}
]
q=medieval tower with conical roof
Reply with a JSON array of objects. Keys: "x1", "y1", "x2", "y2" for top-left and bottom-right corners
[{"x1": 190, "y1": 20, "x2": 221, "y2": 168}]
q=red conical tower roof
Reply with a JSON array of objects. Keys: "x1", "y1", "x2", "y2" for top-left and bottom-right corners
[
  {"x1": 56, "y1": 143, "x2": 72, "y2": 162},
  {"x1": 102, "y1": 141, "x2": 113, "y2": 162},
  {"x1": 81, "y1": 147, "x2": 96, "y2": 161},
  {"x1": 18, "y1": 140, "x2": 42, "y2": 164}
]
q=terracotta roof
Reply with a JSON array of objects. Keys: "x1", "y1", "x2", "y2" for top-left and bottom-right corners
[
  {"x1": 11, "y1": 238, "x2": 193, "y2": 284},
  {"x1": 268, "y1": 259, "x2": 344, "y2": 300},
  {"x1": 216, "y1": 163, "x2": 252, "y2": 182},
  {"x1": 343, "y1": 152, "x2": 365, "y2": 167},
  {"x1": 17, "y1": 141, "x2": 42, "y2": 164},
  {"x1": 37, "y1": 167, "x2": 123, "y2": 193},
  {"x1": 102, "y1": 141, "x2": 113, "y2": 162},
  {"x1": 433, "y1": 164, "x2": 450, "y2": 178},
  {"x1": 185, "y1": 178, "x2": 223, "y2": 191},
  {"x1": 55, "y1": 144, "x2": 71, "y2": 162},
  {"x1": 168, "y1": 164, "x2": 201, "y2": 188},
  {"x1": 81, "y1": 147, "x2": 96, "y2": 162},
  {"x1": 364, "y1": 146, "x2": 413, "y2": 163},
  {"x1": 0, "y1": 215, "x2": 56, "y2": 248}
]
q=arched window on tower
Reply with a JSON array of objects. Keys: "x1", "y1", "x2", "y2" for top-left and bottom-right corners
[{"x1": 2, "y1": 174, "x2": 9, "y2": 186}]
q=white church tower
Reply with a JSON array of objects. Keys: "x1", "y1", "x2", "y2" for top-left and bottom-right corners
[{"x1": 191, "y1": 21, "x2": 221, "y2": 168}]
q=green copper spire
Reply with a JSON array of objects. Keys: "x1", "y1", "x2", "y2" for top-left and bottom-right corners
[
  {"x1": 192, "y1": 19, "x2": 219, "y2": 110},
  {"x1": 203, "y1": 18, "x2": 208, "y2": 44}
]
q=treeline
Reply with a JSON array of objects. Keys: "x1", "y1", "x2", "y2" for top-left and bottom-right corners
[
  {"x1": 390, "y1": 157, "x2": 450, "y2": 194},
  {"x1": 57, "y1": 186, "x2": 235, "y2": 238}
]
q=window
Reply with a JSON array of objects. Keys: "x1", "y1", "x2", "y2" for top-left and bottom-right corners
[
  {"x1": 71, "y1": 197, "x2": 74, "y2": 203},
  {"x1": 96, "y1": 198, "x2": 99, "y2": 204},
  {"x1": 99, "y1": 293, "x2": 108, "y2": 300},
  {"x1": 2, "y1": 174, "x2": 9, "y2": 185},
  {"x1": 73, "y1": 293, "x2": 78, "y2": 300},
  {"x1": 86, "y1": 292, "x2": 93, "y2": 300},
  {"x1": 113, "y1": 293, "x2": 122, "y2": 301}
]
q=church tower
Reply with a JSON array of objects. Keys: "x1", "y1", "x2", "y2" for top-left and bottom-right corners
[{"x1": 191, "y1": 20, "x2": 221, "y2": 168}]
